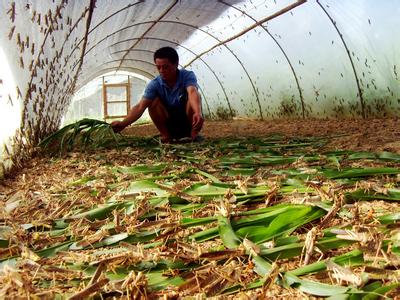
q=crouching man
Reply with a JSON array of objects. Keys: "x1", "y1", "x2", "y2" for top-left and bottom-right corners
[{"x1": 111, "y1": 46, "x2": 204, "y2": 143}]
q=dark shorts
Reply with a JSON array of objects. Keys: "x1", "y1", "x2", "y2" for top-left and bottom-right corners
[
  {"x1": 164, "y1": 88, "x2": 192, "y2": 139},
  {"x1": 166, "y1": 107, "x2": 192, "y2": 139}
]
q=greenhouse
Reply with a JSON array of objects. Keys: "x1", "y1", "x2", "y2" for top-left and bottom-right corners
[{"x1": 0, "y1": 0, "x2": 399, "y2": 298}]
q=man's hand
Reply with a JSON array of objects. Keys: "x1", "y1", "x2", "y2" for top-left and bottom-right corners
[
  {"x1": 110, "y1": 100, "x2": 149, "y2": 133},
  {"x1": 110, "y1": 120, "x2": 126, "y2": 133}
]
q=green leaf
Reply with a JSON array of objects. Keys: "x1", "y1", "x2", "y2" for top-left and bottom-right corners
[
  {"x1": 68, "y1": 175, "x2": 96, "y2": 186},
  {"x1": 238, "y1": 203, "x2": 296, "y2": 216},
  {"x1": 220, "y1": 155, "x2": 298, "y2": 167},
  {"x1": 378, "y1": 151, "x2": 400, "y2": 162},
  {"x1": 191, "y1": 168, "x2": 222, "y2": 183},
  {"x1": 347, "y1": 152, "x2": 377, "y2": 160},
  {"x1": 189, "y1": 227, "x2": 219, "y2": 242},
  {"x1": 135, "y1": 259, "x2": 187, "y2": 272},
  {"x1": 284, "y1": 273, "x2": 351, "y2": 296},
  {"x1": 147, "y1": 271, "x2": 185, "y2": 291},
  {"x1": 290, "y1": 249, "x2": 364, "y2": 276},
  {"x1": 378, "y1": 212, "x2": 400, "y2": 224},
  {"x1": 327, "y1": 154, "x2": 341, "y2": 169},
  {"x1": 116, "y1": 180, "x2": 170, "y2": 198},
  {"x1": 274, "y1": 236, "x2": 300, "y2": 246},
  {"x1": 181, "y1": 216, "x2": 217, "y2": 228},
  {"x1": 221, "y1": 167, "x2": 256, "y2": 176},
  {"x1": 36, "y1": 241, "x2": 74, "y2": 257},
  {"x1": 0, "y1": 239, "x2": 9, "y2": 248},
  {"x1": 252, "y1": 255, "x2": 274, "y2": 277},
  {"x1": 0, "y1": 258, "x2": 17, "y2": 271},
  {"x1": 362, "y1": 282, "x2": 400, "y2": 300},
  {"x1": 67, "y1": 202, "x2": 125, "y2": 221},
  {"x1": 218, "y1": 216, "x2": 241, "y2": 249},
  {"x1": 92, "y1": 232, "x2": 129, "y2": 247},
  {"x1": 184, "y1": 182, "x2": 237, "y2": 197},
  {"x1": 345, "y1": 189, "x2": 400, "y2": 202},
  {"x1": 362, "y1": 281, "x2": 382, "y2": 292},
  {"x1": 260, "y1": 242, "x2": 305, "y2": 260},
  {"x1": 323, "y1": 167, "x2": 400, "y2": 179},
  {"x1": 259, "y1": 236, "x2": 355, "y2": 261},
  {"x1": 115, "y1": 164, "x2": 166, "y2": 175},
  {"x1": 123, "y1": 230, "x2": 159, "y2": 244},
  {"x1": 236, "y1": 206, "x2": 324, "y2": 244},
  {"x1": 233, "y1": 206, "x2": 291, "y2": 228}
]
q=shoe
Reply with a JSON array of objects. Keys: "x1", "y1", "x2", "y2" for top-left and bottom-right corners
[
  {"x1": 160, "y1": 135, "x2": 171, "y2": 144},
  {"x1": 177, "y1": 137, "x2": 192, "y2": 143},
  {"x1": 172, "y1": 135, "x2": 205, "y2": 144},
  {"x1": 192, "y1": 135, "x2": 205, "y2": 143}
]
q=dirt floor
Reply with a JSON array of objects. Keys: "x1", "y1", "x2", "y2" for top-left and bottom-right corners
[{"x1": 124, "y1": 118, "x2": 400, "y2": 153}]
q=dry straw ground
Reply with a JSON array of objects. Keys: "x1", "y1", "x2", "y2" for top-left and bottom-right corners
[{"x1": 0, "y1": 118, "x2": 399, "y2": 299}]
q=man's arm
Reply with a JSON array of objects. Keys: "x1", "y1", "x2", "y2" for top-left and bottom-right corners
[
  {"x1": 187, "y1": 85, "x2": 204, "y2": 136},
  {"x1": 111, "y1": 98, "x2": 152, "y2": 132}
]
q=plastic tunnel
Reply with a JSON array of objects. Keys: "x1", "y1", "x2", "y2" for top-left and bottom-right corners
[{"x1": 0, "y1": 0, "x2": 399, "y2": 173}]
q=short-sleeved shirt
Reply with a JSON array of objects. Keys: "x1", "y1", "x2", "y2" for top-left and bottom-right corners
[{"x1": 143, "y1": 69, "x2": 198, "y2": 110}]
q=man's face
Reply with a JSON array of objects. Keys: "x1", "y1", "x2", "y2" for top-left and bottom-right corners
[{"x1": 155, "y1": 58, "x2": 178, "y2": 82}]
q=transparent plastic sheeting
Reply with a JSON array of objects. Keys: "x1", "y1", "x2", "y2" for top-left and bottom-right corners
[{"x1": 0, "y1": 0, "x2": 399, "y2": 173}]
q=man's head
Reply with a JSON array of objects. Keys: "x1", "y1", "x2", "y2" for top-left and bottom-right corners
[{"x1": 154, "y1": 47, "x2": 179, "y2": 82}]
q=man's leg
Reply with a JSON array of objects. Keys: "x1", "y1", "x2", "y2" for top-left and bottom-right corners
[
  {"x1": 148, "y1": 98, "x2": 171, "y2": 142},
  {"x1": 186, "y1": 98, "x2": 203, "y2": 139}
]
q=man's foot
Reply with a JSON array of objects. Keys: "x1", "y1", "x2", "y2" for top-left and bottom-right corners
[
  {"x1": 175, "y1": 135, "x2": 205, "y2": 143},
  {"x1": 159, "y1": 134, "x2": 205, "y2": 144},
  {"x1": 160, "y1": 135, "x2": 171, "y2": 144},
  {"x1": 176, "y1": 137, "x2": 192, "y2": 143},
  {"x1": 192, "y1": 135, "x2": 204, "y2": 142}
]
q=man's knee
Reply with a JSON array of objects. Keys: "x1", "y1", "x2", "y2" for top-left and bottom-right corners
[
  {"x1": 148, "y1": 97, "x2": 161, "y2": 110},
  {"x1": 148, "y1": 97, "x2": 165, "y2": 113}
]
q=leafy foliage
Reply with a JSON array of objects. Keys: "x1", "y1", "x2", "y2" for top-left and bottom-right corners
[{"x1": 38, "y1": 118, "x2": 119, "y2": 154}]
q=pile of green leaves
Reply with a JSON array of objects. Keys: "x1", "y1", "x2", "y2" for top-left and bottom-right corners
[{"x1": 38, "y1": 118, "x2": 119, "y2": 154}]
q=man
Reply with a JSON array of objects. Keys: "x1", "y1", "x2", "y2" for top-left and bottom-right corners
[{"x1": 111, "y1": 46, "x2": 204, "y2": 143}]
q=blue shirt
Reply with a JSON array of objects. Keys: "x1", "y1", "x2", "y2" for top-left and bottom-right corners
[{"x1": 143, "y1": 69, "x2": 198, "y2": 109}]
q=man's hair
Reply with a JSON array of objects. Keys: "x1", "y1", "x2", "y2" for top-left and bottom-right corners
[{"x1": 154, "y1": 47, "x2": 179, "y2": 64}]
